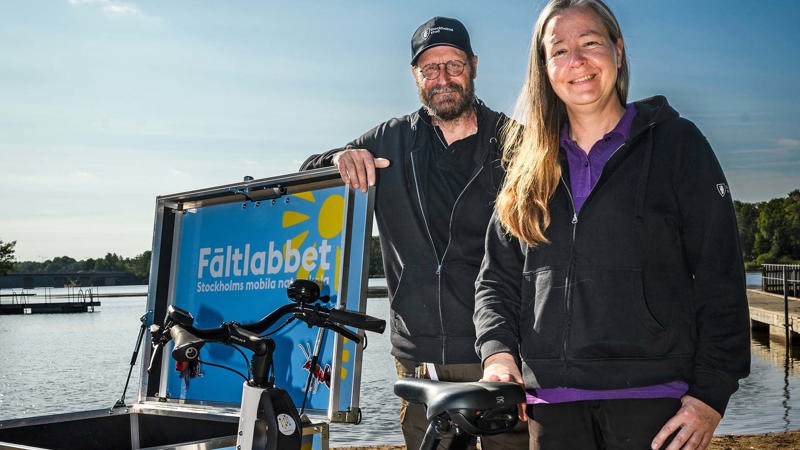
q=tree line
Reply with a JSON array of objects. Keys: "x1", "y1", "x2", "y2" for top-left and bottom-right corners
[
  {"x1": 734, "y1": 189, "x2": 800, "y2": 270},
  {"x1": 0, "y1": 242, "x2": 151, "y2": 284}
]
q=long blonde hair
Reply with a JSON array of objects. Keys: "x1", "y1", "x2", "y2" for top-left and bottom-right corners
[{"x1": 497, "y1": 0, "x2": 628, "y2": 247}]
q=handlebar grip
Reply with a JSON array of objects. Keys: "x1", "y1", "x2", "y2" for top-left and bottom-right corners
[
  {"x1": 170, "y1": 326, "x2": 205, "y2": 362},
  {"x1": 327, "y1": 308, "x2": 386, "y2": 334}
]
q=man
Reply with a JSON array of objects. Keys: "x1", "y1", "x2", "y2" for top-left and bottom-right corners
[{"x1": 301, "y1": 17, "x2": 527, "y2": 449}]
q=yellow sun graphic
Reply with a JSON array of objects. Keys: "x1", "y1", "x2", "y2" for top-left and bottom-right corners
[{"x1": 280, "y1": 191, "x2": 344, "y2": 291}]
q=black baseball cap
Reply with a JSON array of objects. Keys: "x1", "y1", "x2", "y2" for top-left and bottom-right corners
[{"x1": 410, "y1": 17, "x2": 474, "y2": 65}]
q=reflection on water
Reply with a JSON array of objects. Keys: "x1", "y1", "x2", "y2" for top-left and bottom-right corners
[{"x1": 717, "y1": 328, "x2": 800, "y2": 435}]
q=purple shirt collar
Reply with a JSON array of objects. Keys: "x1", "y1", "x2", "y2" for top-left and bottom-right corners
[
  {"x1": 560, "y1": 103, "x2": 637, "y2": 149},
  {"x1": 561, "y1": 104, "x2": 637, "y2": 214}
]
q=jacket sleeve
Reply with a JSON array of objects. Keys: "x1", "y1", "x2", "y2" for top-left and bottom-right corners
[
  {"x1": 674, "y1": 120, "x2": 750, "y2": 416},
  {"x1": 474, "y1": 211, "x2": 526, "y2": 365},
  {"x1": 299, "y1": 148, "x2": 343, "y2": 170},
  {"x1": 299, "y1": 122, "x2": 390, "y2": 171}
]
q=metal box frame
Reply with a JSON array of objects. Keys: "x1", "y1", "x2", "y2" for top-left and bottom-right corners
[{"x1": 0, "y1": 168, "x2": 374, "y2": 450}]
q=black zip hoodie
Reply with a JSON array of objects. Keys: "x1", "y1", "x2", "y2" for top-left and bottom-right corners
[
  {"x1": 474, "y1": 96, "x2": 750, "y2": 415},
  {"x1": 302, "y1": 100, "x2": 508, "y2": 364}
]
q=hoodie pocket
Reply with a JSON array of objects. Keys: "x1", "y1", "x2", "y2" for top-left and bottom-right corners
[
  {"x1": 390, "y1": 265, "x2": 439, "y2": 338},
  {"x1": 519, "y1": 267, "x2": 568, "y2": 360},
  {"x1": 568, "y1": 268, "x2": 668, "y2": 359}
]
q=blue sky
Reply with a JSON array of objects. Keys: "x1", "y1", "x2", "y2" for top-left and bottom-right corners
[{"x1": 1, "y1": 0, "x2": 798, "y2": 261}]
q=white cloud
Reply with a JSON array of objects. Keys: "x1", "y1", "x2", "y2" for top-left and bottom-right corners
[
  {"x1": 103, "y1": 3, "x2": 139, "y2": 16},
  {"x1": 67, "y1": 0, "x2": 150, "y2": 20},
  {"x1": 168, "y1": 168, "x2": 189, "y2": 178},
  {"x1": 69, "y1": 170, "x2": 98, "y2": 183}
]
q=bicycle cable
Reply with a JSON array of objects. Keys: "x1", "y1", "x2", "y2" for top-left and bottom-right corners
[
  {"x1": 197, "y1": 358, "x2": 249, "y2": 382},
  {"x1": 262, "y1": 315, "x2": 296, "y2": 337},
  {"x1": 231, "y1": 345, "x2": 252, "y2": 379}
]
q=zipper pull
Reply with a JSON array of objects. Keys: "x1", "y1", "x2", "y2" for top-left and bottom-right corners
[
  {"x1": 571, "y1": 213, "x2": 578, "y2": 225},
  {"x1": 435, "y1": 265, "x2": 442, "y2": 276}
]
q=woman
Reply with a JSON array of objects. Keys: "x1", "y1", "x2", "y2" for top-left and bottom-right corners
[{"x1": 474, "y1": 1, "x2": 750, "y2": 449}]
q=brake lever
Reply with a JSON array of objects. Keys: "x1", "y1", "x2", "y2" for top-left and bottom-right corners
[
  {"x1": 326, "y1": 321, "x2": 361, "y2": 344},
  {"x1": 146, "y1": 323, "x2": 168, "y2": 373},
  {"x1": 147, "y1": 342, "x2": 163, "y2": 373}
]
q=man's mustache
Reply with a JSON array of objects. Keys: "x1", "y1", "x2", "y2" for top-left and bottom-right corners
[{"x1": 429, "y1": 83, "x2": 464, "y2": 96}]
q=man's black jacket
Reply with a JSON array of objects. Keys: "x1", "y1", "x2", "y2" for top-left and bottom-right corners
[{"x1": 302, "y1": 100, "x2": 508, "y2": 364}]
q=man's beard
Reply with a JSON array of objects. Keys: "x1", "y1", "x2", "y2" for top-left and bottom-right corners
[{"x1": 419, "y1": 78, "x2": 475, "y2": 121}]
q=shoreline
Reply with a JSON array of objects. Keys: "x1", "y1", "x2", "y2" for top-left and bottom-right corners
[{"x1": 331, "y1": 430, "x2": 800, "y2": 449}]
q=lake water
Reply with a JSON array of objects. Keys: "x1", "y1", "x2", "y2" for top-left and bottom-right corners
[
  {"x1": 0, "y1": 284, "x2": 403, "y2": 447},
  {"x1": 0, "y1": 273, "x2": 793, "y2": 446}
]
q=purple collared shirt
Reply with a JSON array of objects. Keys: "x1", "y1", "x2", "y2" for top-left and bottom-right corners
[
  {"x1": 527, "y1": 104, "x2": 689, "y2": 404},
  {"x1": 562, "y1": 104, "x2": 636, "y2": 214}
]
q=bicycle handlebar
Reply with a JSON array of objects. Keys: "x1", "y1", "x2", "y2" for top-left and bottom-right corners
[
  {"x1": 148, "y1": 279, "x2": 386, "y2": 373},
  {"x1": 326, "y1": 307, "x2": 386, "y2": 335}
]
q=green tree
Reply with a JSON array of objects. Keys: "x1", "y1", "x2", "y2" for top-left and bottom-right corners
[
  {"x1": 734, "y1": 200, "x2": 758, "y2": 261},
  {"x1": 93, "y1": 252, "x2": 123, "y2": 271},
  {"x1": 12, "y1": 260, "x2": 37, "y2": 272},
  {"x1": 125, "y1": 251, "x2": 152, "y2": 283},
  {"x1": 785, "y1": 190, "x2": 800, "y2": 259},
  {"x1": 0, "y1": 240, "x2": 16, "y2": 275},
  {"x1": 81, "y1": 258, "x2": 96, "y2": 271},
  {"x1": 42, "y1": 256, "x2": 79, "y2": 273},
  {"x1": 750, "y1": 191, "x2": 800, "y2": 265},
  {"x1": 754, "y1": 199, "x2": 786, "y2": 259}
]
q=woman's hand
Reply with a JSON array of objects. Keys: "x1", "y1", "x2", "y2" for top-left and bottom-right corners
[
  {"x1": 480, "y1": 352, "x2": 527, "y2": 421},
  {"x1": 651, "y1": 395, "x2": 721, "y2": 450}
]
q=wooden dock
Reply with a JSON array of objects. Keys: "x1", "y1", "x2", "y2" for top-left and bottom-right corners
[
  {"x1": 748, "y1": 289, "x2": 800, "y2": 344},
  {"x1": 0, "y1": 287, "x2": 105, "y2": 315},
  {"x1": 0, "y1": 300, "x2": 101, "y2": 315}
]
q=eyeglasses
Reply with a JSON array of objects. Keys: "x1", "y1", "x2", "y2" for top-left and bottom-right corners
[{"x1": 417, "y1": 60, "x2": 468, "y2": 80}]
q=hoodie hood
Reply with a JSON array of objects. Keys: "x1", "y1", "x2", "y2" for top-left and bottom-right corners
[
  {"x1": 629, "y1": 95, "x2": 680, "y2": 140},
  {"x1": 628, "y1": 96, "x2": 680, "y2": 223}
]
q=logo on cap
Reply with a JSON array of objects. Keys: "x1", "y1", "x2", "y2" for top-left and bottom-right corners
[
  {"x1": 411, "y1": 17, "x2": 472, "y2": 65},
  {"x1": 423, "y1": 26, "x2": 454, "y2": 40},
  {"x1": 716, "y1": 183, "x2": 729, "y2": 198}
]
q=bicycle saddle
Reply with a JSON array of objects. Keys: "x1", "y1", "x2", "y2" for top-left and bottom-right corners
[{"x1": 394, "y1": 379, "x2": 524, "y2": 436}]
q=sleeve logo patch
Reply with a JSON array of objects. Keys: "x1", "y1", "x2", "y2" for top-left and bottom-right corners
[{"x1": 716, "y1": 183, "x2": 729, "y2": 198}]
